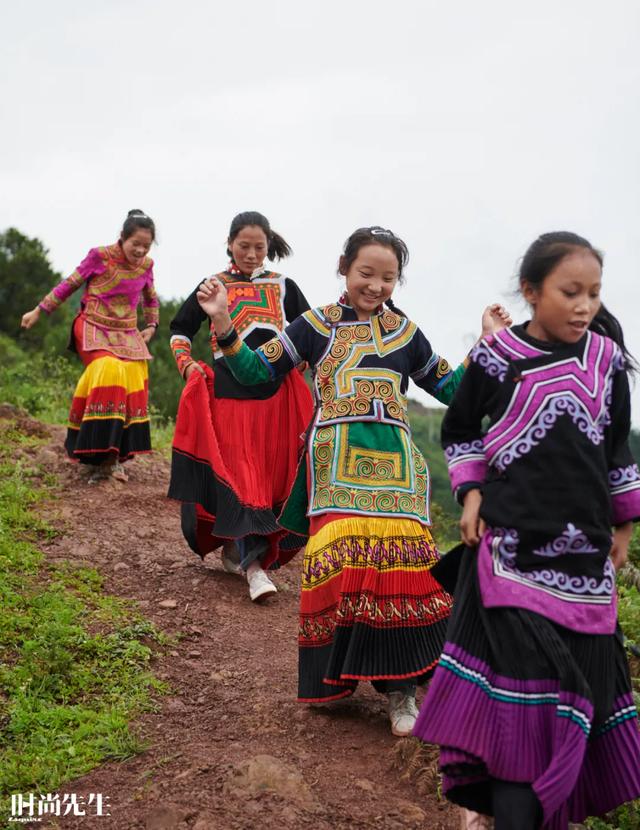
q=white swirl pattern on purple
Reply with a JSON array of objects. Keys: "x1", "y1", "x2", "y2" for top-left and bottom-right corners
[
  {"x1": 445, "y1": 440, "x2": 485, "y2": 465},
  {"x1": 533, "y1": 523, "x2": 598, "y2": 557},
  {"x1": 608, "y1": 463, "x2": 640, "y2": 495},
  {"x1": 470, "y1": 340, "x2": 508, "y2": 381},
  {"x1": 492, "y1": 528, "x2": 614, "y2": 601},
  {"x1": 484, "y1": 334, "x2": 619, "y2": 472},
  {"x1": 489, "y1": 395, "x2": 609, "y2": 472}
]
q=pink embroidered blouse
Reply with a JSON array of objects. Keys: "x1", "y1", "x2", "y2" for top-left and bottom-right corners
[{"x1": 39, "y1": 244, "x2": 160, "y2": 361}]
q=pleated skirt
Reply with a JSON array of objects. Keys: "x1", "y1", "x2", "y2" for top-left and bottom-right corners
[
  {"x1": 413, "y1": 546, "x2": 640, "y2": 829},
  {"x1": 169, "y1": 363, "x2": 314, "y2": 569},
  {"x1": 298, "y1": 514, "x2": 453, "y2": 701},
  {"x1": 65, "y1": 318, "x2": 151, "y2": 464}
]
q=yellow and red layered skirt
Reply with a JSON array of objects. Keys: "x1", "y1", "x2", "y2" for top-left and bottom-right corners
[
  {"x1": 298, "y1": 514, "x2": 452, "y2": 701},
  {"x1": 65, "y1": 316, "x2": 151, "y2": 463}
]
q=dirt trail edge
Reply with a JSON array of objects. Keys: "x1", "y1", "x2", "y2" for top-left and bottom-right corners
[{"x1": 32, "y1": 424, "x2": 457, "y2": 830}]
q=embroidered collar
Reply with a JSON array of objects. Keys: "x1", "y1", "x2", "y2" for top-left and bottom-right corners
[{"x1": 227, "y1": 261, "x2": 270, "y2": 281}]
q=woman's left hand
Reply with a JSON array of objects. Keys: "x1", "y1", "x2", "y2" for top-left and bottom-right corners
[
  {"x1": 481, "y1": 303, "x2": 512, "y2": 337},
  {"x1": 610, "y1": 522, "x2": 633, "y2": 571},
  {"x1": 141, "y1": 326, "x2": 156, "y2": 344}
]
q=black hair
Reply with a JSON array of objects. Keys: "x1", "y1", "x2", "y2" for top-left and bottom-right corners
[
  {"x1": 226, "y1": 211, "x2": 291, "y2": 261},
  {"x1": 339, "y1": 226, "x2": 409, "y2": 282},
  {"x1": 519, "y1": 231, "x2": 636, "y2": 372},
  {"x1": 121, "y1": 209, "x2": 156, "y2": 242}
]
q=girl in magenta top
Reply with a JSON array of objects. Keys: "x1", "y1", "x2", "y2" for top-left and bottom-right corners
[{"x1": 21, "y1": 209, "x2": 159, "y2": 482}]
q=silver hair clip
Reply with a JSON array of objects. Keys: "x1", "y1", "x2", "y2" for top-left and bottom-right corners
[{"x1": 370, "y1": 228, "x2": 393, "y2": 237}]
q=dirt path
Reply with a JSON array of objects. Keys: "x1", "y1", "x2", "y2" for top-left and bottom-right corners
[{"x1": 30, "y1": 426, "x2": 457, "y2": 830}]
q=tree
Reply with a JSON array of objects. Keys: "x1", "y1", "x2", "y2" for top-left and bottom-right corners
[{"x1": 0, "y1": 228, "x2": 64, "y2": 341}]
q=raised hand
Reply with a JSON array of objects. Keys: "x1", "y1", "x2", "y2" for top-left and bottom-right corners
[
  {"x1": 481, "y1": 303, "x2": 512, "y2": 337},
  {"x1": 196, "y1": 277, "x2": 229, "y2": 319}
]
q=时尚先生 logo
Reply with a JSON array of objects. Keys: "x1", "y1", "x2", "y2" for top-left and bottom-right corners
[{"x1": 9, "y1": 793, "x2": 110, "y2": 822}]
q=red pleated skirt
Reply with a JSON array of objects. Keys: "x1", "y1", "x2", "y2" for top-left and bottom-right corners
[{"x1": 169, "y1": 363, "x2": 314, "y2": 568}]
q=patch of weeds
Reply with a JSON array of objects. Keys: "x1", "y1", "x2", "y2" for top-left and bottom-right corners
[
  {"x1": 585, "y1": 801, "x2": 640, "y2": 830},
  {"x1": 0, "y1": 417, "x2": 167, "y2": 823}
]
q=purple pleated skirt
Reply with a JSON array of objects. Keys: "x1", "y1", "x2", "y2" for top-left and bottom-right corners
[{"x1": 413, "y1": 547, "x2": 640, "y2": 829}]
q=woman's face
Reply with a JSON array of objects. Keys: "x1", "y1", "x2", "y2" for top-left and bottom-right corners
[
  {"x1": 342, "y1": 243, "x2": 399, "y2": 320},
  {"x1": 228, "y1": 225, "x2": 269, "y2": 275},
  {"x1": 121, "y1": 228, "x2": 153, "y2": 267}
]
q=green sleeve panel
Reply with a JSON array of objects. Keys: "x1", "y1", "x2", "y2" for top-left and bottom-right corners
[
  {"x1": 221, "y1": 339, "x2": 273, "y2": 386},
  {"x1": 431, "y1": 361, "x2": 467, "y2": 405}
]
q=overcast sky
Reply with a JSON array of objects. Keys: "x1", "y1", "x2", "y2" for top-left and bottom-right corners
[{"x1": 3, "y1": 0, "x2": 640, "y2": 419}]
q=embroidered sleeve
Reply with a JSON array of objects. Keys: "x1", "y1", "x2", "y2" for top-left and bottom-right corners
[
  {"x1": 219, "y1": 312, "x2": 314, "y2": 385},
  {"x1": 141, "y1": 264, "x2": 160, "y2": 327},
  {"x1": 409, "y1": 328, "x2": 466, "y2": 405},
  {"x1": 170, "y1": 335, "x2": 195, "y2": 378},
  {"x1": 441, "y1": 356, "x2": 496, "y2": 503},
  {"x1": 38, "y1": 247, "x2": 105, "y2": 314},
  {"x1": 169, "y1": 288, "x2": 209, "y2": 376},
  {"x1": 606, "y1": 362, "x2": 640, "y2": 524}
]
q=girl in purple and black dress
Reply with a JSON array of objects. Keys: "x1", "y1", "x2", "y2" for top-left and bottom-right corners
[{"x1": 414, "y1": 232, "x2": 640, "y2": 829}]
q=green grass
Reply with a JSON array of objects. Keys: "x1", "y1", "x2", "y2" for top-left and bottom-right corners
[{"x1": 0, "y1": 414, "x2": 167, "y2": 827}]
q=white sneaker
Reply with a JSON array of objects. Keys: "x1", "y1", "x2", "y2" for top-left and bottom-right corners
[
  {"x1": 221, "y1": 542, "x2": 243, "y2": 576},
  {"x1": 387, "y1": 692, "x2": 419, "y2": 737},
  {"x1": 246, "y1": 563, "x2": 277, "y2": 602}
]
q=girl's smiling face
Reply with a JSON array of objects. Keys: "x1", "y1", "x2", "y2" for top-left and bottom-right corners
[
  {"x1": 228, "y1": 225, "x2": 268, "y2": 276},
  {"x1": 523, "y1": 249, "x2": 602, "y2": 344},
  {"x1": 341, "y1": 243, "x2": 399, "y2": 321},
  {"x1": 121, "y1": 228, "x2": 153, "y2": 266}
]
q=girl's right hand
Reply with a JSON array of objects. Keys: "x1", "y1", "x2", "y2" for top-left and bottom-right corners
[
  {"x1": 196, "y1": 277, "x2": 229, "y2": 319},
  {"x1": 184, "y1": 362, "x2": 206, "y2": 381},
  {"x1": 460, "y1": 488, "x2": 486, "y2": 546},
  {"x1": 21, "y1": 307, "x2": 41, "y2": 329},
  {"x1": 610, "y1": 522, "x2": 633, "y2": 571}
]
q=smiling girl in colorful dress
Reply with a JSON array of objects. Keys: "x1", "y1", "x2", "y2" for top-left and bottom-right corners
[
  {"x1": 21, "y1": 209, "x2": 159, "y2": 482},
  {"x1": 414, "y1": 231, "x2": 640, "y2": 829},
  {"x1": 196, "y1": 225, "x2": 511, "y2": 735}
]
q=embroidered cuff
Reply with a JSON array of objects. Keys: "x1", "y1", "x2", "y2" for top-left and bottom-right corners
[
  {"x1": 218, "y1": 327, "x2": 243, "y2": 357},
  {"x1": 445, "y1": 440, "x2": 487, "y2": 499},
  {"x1": 39, "y1": 294, "x2": 60, "y2": 314},
  {"x1": 609, "y1": 464, "x2": 640, "y2": 524},
  {"x1": 170, "y1": 334, "x2": 194, "y2": 377}
]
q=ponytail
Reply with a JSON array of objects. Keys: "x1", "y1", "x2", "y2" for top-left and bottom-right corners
[
  {"x1": 267, "y1": 229, "x2": 292, "y2": 261},
  {"x1": 589, "y1": 304, "x2": 638, "y2": 374}
]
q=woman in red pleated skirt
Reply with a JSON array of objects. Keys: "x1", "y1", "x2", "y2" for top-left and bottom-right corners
[{"x1": 168, "y1": 211, "x2": 314, "y2": 602}]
